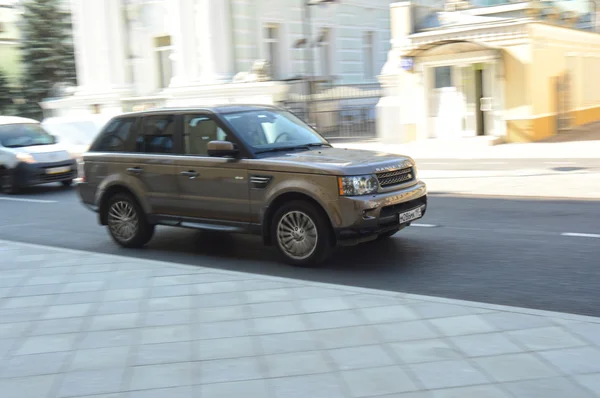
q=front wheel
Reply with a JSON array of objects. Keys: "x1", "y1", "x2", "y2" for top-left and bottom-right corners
[
  {"x1": 0, "y1": 168, "x2": 19, "y2": 194},
  {"x1": 272, "y1": 200, "x2": 333, "y2": 267},
  {"x1": 61, "y1": 179, "x2": 73, "y2": 187},
  {"x1": 105, "y1": 193, "x2": 155, "y2": 248}
]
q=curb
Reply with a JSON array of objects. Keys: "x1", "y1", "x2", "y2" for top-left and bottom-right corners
[{"x1": 2, "y1": 238, "x2": 600, "y2": 325}]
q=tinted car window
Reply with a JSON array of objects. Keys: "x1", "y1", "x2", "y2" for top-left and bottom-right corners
[
  {"x1": 183, "y1": 115, "x2": 229, "y2": 156},
  {"x1": 137, "y1": 115, "x2": 176, "y2": 154},
  {"x1": 93, "y1": 118, "x2": 137, "y2": 152}
]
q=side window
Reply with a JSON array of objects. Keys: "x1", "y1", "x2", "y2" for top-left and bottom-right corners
[
  {"x1": 93, "y1": 118, "x2": 136, "y2": 152},
  {"x1": 137, "y1": 115, "x2": 176, "y2": 154},
  {"x1": 183, "y1": 115, "x2": 229, "y2": 156}
]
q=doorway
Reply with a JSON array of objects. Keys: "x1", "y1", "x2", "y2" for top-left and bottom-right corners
[{"x1": 475, "y1": 68, "x2": 485, "y2": 136}]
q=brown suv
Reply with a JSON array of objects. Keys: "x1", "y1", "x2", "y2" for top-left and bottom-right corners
[{"x1": 77, "y1": 105, "x2": 427, "y2": 266}]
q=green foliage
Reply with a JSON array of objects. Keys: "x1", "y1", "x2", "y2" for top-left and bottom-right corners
[
  {"x1": 0, "y1": 69, "x2": 16, "y2": 116},
  {"x1": 18, "y1": 0, "x2": 76, "y2": 120}
]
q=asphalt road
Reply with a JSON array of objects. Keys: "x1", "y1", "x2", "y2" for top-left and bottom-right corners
[{"x1": 1, "y1": 184, "x2": 599, "y2": 318}]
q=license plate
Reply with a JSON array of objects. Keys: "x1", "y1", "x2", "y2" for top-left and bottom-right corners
[
  {"x1": 46, "y1": 166, "x2": 71, "y2": 175},
  {"x1": 398, "y1": 207, "x2": 423, "y2": 224}
]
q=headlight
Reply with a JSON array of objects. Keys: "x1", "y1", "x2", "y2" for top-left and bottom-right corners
[
  {"x1": 338, "y1": 174, "x2": 379, "y2": 196},
  {"x1": 16, "y1": 152, "x2": 36, "y2": 164}
]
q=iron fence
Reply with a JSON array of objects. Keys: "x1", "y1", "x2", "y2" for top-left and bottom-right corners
[{"x1": 281, "y1": 81, "x2": 382, "y2": 141}]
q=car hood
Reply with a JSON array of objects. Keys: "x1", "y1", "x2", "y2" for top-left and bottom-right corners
[
  {"x1": 257, "y1": 147, "x2": 414, "y2": 175},
  {"x1": 6, "y1": 144, "x2": 73, "y2": 163}
]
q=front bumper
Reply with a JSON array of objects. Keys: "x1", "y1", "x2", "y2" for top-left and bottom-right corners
[
  {"x1": 332, "y1": 180, "x2": 427, "y2": 245},
  {"x1": 14, "y1": 159, "x2": 77, "y2": 188}
]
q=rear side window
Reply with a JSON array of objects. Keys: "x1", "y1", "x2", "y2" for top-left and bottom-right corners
[
  {"x1": 92, "y1": 118, "x2": 137, "y2": 152},
  {"x1": 136, "y1": 115, "x2": 176, "y2": 154}
]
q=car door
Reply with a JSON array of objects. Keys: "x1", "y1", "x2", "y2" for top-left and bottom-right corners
[
  {"x1": 175, "y1": 113, "x2": 250, "y2": 223},
  {"x1": 131, "y1": 114, "x2": 181, "y2": 216}
]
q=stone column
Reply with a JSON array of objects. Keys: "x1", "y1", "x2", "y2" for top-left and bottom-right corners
[
  {"x1": 169, "y1": 0, "x2": 200, "y2": 87},
  {"x1": 105, "y1": 0, "x2": 128, "y2": 89},
  {"x1": 197, "y1": 0, "x2": 234, "y2": 83},
  {"x1": 70, "y1": 0, "x2": 128, "y2": 92}
]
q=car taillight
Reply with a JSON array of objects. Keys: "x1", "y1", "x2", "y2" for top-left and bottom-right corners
[{"x1": 77, "y1": 158, "x2": 86, "y2": 182}]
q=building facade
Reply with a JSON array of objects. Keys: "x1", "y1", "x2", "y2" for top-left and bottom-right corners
[
  {"x1": 377, "y1": 0, "x2": 600, "y2": 143},
  {"x1": 0, "y1": 0, "x2": 21, "y2": 85},
  {"x1": 43, "y1": 0, "x2": 397, "y2": 117}
]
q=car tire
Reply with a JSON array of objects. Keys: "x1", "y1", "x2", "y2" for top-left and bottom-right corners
[
  {"x1": 0, "y1": 168, "x2": 19, "y2": 194},
  {"x1": 376, "y1": 228, "x2": 400, "y2": 241},
  {"x1": 105, "y1": 193, "x2": 155, "y2": 248},
  {"x1": 61, "y1": 179, "x2": 73, "y2": 187},
  {"x1": 271, "y1": 200, "x2": 333, "y2": 267}
]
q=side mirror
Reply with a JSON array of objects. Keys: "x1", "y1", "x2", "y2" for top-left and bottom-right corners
[
  {"x1": 207, "y1": 140, "x2": 238, "y2": 157},
  {"x1": 51, "y1": 134, "x2": 59, "y2": 143}
]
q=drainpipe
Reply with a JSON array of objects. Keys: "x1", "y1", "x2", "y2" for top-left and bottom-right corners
[{"x1": 302, "y1": 1, "x2": 314, "y2": 120}]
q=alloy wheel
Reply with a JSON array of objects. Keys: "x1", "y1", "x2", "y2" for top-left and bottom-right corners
[
  {"x1": 276, "y1": 210, "x2": 318, "y2": 260},
  {"x1": 108, "y1": 200, "x2": 139, "y2": 242}
]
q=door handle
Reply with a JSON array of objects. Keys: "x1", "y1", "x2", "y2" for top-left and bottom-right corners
[
  {"x1": 180, "y1": 170, "x2": 199, "y2": 179},
  {"x1": 126, "y1": 167, "x2": 143, "y2": 175}
]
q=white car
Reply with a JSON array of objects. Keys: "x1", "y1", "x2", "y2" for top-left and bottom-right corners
[
  {"x1": 41, "y1": 114, "x2": 112, "y2": 159},
  {"x1": 0, "y1": 116, "x2": 77, "y2": 194}
]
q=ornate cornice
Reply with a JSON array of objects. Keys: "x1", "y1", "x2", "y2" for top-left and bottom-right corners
[{"x1": 395, "y1": 20, "x2": 531, "y2": 52}]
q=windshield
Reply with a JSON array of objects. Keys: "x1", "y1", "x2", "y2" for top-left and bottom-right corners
[
  {"x1": 0, "y1": 123, "x2": 56, "y2": 148},
  {"x1": 223, "y1": 109, "x2": 328, "y2": 153}
]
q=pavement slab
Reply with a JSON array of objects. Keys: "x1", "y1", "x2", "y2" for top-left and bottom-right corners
[{"x1": 0, "y1": 239, "x2": 599, "y2": 398}]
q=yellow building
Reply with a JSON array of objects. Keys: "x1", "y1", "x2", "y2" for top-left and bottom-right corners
[{"x1": 377, "y1": 1, "x2": 600, "y2": 143}]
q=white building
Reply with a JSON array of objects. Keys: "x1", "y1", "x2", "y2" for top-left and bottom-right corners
[{"x1": 44, "y1": 0, "x2": 397, "y2": 117}]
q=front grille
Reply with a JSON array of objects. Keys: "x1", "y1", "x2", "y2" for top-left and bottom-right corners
[{"x1": 376, "y1": 167, "x2": 415, "y2": 188}]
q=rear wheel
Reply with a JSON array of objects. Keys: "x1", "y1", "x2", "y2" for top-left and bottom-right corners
[
  {"x1": 105, "y1": 193, "x2": 155, "y2": 248},
  {"x1": 272, "y1": 200, "x2": 333, "y2": 267}
]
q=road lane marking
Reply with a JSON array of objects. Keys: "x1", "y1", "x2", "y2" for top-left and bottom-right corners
[
  {"x1": 545, "y1": 161, "x2": 576, "y2": 165},
  {"x1": 480, "y1": 162, "x2": 507, "y2": 165},
  {"x1": 411, "y1": 223, "x2": 438, "y2": 228},
  {"x1": 421, "y1": 162, "x2": 449, "y2": 165},
  {"x1": 0, "y1": 197, "x2": 57, "y2": 204},
  {"x1": 561, "y1": 232, "x2": 600, "y2": 239}
]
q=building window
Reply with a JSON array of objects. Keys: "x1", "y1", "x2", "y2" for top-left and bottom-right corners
[
  {"x1": 154, "y1": 35, "x2": 173, "y2": 89},
  {"x1": 264, "y1": 24, "x2": 280, "y2": 79},
  {"x1": 318, "y1": 28, "x2": 332, "y2": 79},
  {"x1": 363, "y1": 31, "x2": 375, "y2": 80},
  {"x1": 434, "y1": 66, "x2": 453, "y2": 88}
]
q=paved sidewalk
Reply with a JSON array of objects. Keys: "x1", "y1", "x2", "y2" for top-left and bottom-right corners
[
  {"x1": 418, "y1": 169, "x2": 600, "y2": 199},
  {"x1": 333, "y1": 139, "x2": 600, "y2": 160},
  {"x1": 1, "y1": 240, "x2": 600, "y2": 398}
]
